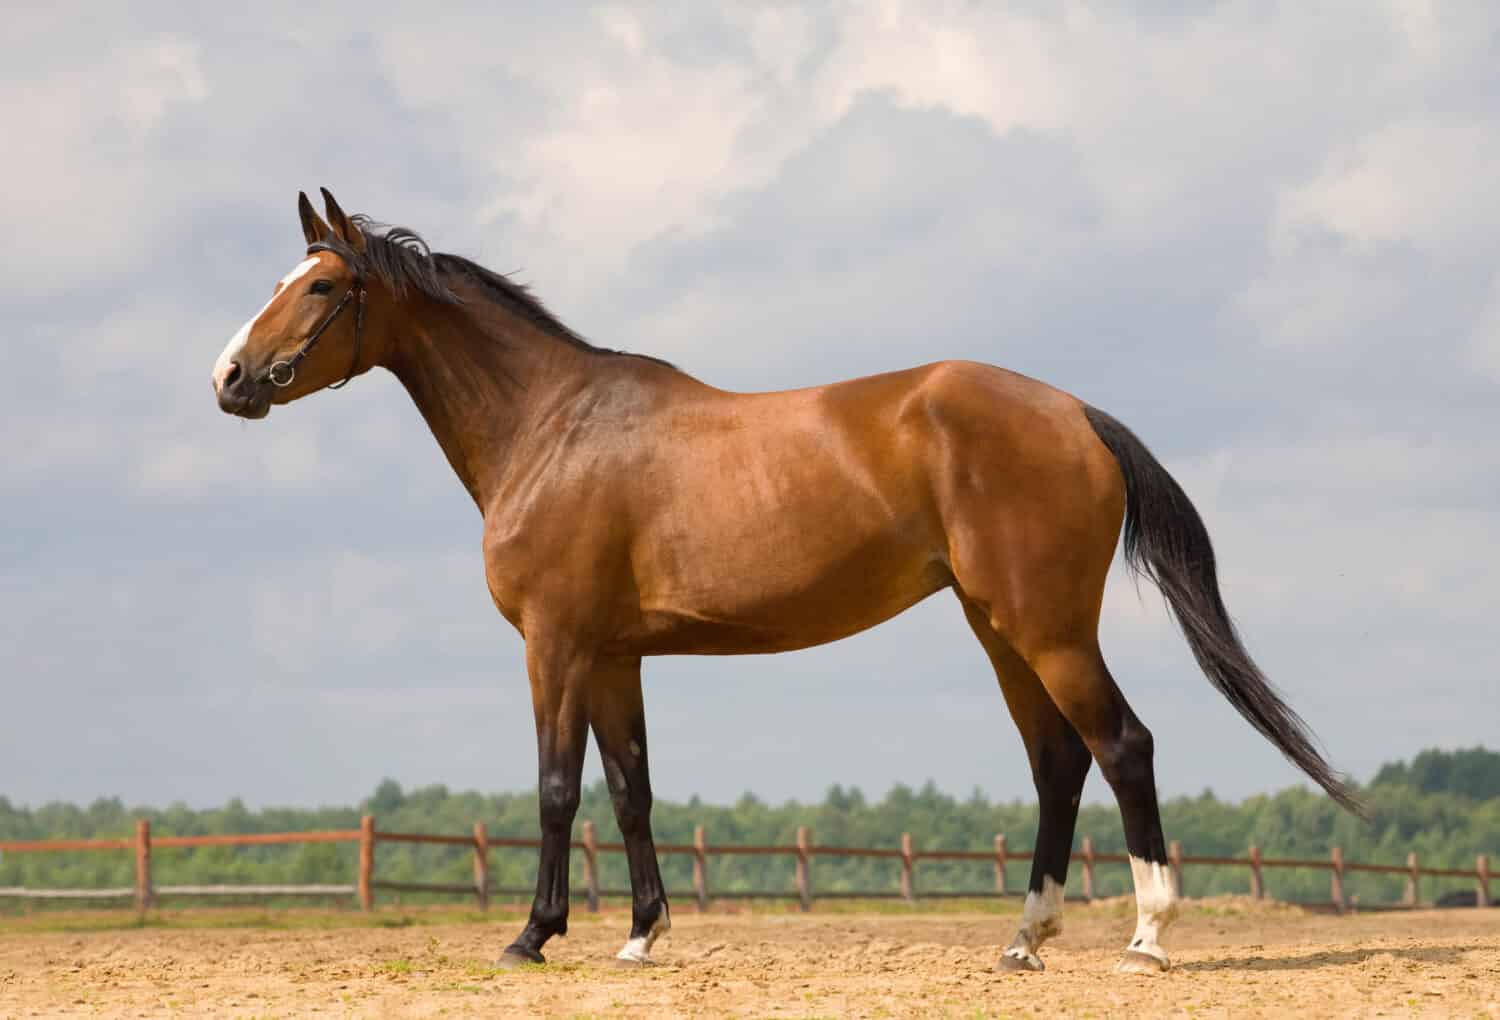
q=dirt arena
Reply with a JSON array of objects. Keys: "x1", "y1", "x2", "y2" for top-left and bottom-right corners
[{"x1": 2, "y1": 898, "x2": 1497, "y2": 1018}]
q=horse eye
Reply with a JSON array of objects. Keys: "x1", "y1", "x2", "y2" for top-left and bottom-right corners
[{"x1": 309, "y1": 279, "x2": 334, "y2": 295}]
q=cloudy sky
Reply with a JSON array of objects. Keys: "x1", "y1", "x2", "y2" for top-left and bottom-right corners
[{"x1": 4, "y1": 2, "x2": 1497, "y2": 813}]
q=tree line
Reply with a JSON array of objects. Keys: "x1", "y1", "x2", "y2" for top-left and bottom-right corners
[{"x1": 2, "y1": 747, "x2": 1496, "y2": 907}]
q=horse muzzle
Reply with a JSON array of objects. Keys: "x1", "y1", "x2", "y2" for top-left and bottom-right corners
[{"x1": 213, "y1": 360, "x2": 273, "y2": 419}]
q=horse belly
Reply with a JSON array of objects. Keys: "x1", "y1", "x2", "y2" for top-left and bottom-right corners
[
  {"x1": 625, "y1": 511, "x2": 952, "y2": 656},
  {"x1": 615, "y1": 374, "x2": 962, "y2": 656}
]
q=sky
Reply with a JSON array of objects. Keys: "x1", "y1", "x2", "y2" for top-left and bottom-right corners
[{"x1": 3, "y1": 2, "x2": 1497, "y2": 813}]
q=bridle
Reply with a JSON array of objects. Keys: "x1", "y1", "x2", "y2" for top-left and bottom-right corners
[{"x1": 258, "y1": 241, "x2": 368, "y2": 390}]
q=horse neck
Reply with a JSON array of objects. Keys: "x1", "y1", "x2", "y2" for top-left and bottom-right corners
[{"x1": 382, "y1": 294, "x2": 598, "y2": 508}]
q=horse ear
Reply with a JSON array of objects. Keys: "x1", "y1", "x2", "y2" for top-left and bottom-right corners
[
  {"x1": 298, "y1": 191, "x2": 332, "y2": 246},
  {"x1": 320, "y1": 187, "x2": 366, "y2": 254}
]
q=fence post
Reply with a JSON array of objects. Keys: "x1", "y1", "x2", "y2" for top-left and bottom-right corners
[
  {"x1": 900, "y1": 832, "x2": 915, "y2": 905},
  {"x1": 1168, "y1": 840, "x2": 1183, "y2": 898},
  {"x1": 1249, "y1": 844, "x2": 1264, "y2": 900},
  {"x1": 1404, "y1": 851, "x2": 1419, "y2": 907},
  {"x1": 582, "y1": 820, "x2": 599, "y2": 913},
  {"x1": 1080, "y1": 837, "x2": 1095, "y2": 902},
  {"x1": 1477, "y1": 855, "x2": 1490, "y2": 909},
  {"x1": 693, "y1": 825, "x2": 709, "y2": 913},
  {"x1": 134, "y1": 819, "x2": 152, "y2": 916},
  {"x1": 1329, "y1": 846, "x2": 1346, "y2": 914},
  {"x1": 795, "y1": 826, "x2": 812, "y2": 912},
  {"x1": 994, "y1": 834, "x2": 1008, "y2": 897},
  {"x1": 358, "y1": 814, "x2": 375, "y2": 911},
  {"x1": 473, "y1": 822, "x2": 489, "y2": 912}
]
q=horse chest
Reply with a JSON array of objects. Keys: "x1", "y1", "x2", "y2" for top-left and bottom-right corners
[
  {"x1": 479, "y1": 505, "x2": 623, "y2": 633},
  {"x1": 479, "y1": 515, "x2": 548, "y2": 627}
]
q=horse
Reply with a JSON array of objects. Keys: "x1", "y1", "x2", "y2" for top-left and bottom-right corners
[{"x1": 212, "y1": 189, "x2": 1358, "y2": 974}]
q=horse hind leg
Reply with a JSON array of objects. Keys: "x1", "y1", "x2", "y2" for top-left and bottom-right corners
[
  {"x1": 1024, "y1": 643, "x2": 1179, "y2": 973},
  {"x1": 960, "y1": 599, "x2": 1092, "y2": 973}
]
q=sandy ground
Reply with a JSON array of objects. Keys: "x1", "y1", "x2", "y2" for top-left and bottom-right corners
[{"x1": 1, "y1": 899, "x2": 1498, "y2": 1018}]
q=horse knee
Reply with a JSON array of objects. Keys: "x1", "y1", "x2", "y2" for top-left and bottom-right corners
[
  {"x1": 538, "y1": 772, "x2": 580, "y2": 833},
  {"x1": 601, "y1": 749, "x2": 653, "y2": 837},
  {"x1": 1095, "y1": 720, "x2": 1154, "y2": 791},
  {"x1": 610, "y1": 782, "x2": 652, "y2": 837}
]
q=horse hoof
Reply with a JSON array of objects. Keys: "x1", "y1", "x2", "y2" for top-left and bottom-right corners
[
  {"x1": 614, "y1": 954, "x2": 658, "y2": 969},
  {"x1": 497, "y1": 946, "x2": 545, "y2": 969},
  {"x1": 1115, "y1": 949, "x2": 1169, "y2": 974},
  {"x1": 995, "y1": 951, "x2": 1045, "y2": 973}
]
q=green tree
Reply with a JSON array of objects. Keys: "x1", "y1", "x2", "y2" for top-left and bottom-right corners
[
  {"x1": 1372, "y1": 747, "x2": 1500, "y2": 801},
  {"x1": 3, "y1": 748, "x2": 1496, "y2": 908}
]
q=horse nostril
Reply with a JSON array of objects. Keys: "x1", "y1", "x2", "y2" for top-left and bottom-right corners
[{"x1": 224, "y1": 361, "x2": 243, "y2": 390}]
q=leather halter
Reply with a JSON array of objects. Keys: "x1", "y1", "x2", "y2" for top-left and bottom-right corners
[{"x1": 258, "y1": 241, "x2": 368, "y2": 390}]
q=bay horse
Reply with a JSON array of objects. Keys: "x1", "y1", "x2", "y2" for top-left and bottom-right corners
[{"x1": 212, "y1": 190, "x2": 1358, "y2": 974}]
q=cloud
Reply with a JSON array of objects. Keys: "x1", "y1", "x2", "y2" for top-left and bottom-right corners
[
  {"x1": 0, "y1": 36, "x2": 197, "y2": 293},
  {"x1": 1241, "y1": 112, "x2": 1500, "y2": 352},
  {"x1": 2, "y1": 2, "x2": 1497, "y2": 810},
  {"x1": 1467, "y1": 275, "x2": 1500, "y2": 383}
]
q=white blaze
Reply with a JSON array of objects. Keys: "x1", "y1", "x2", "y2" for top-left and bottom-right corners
[{"x1": 213, "y1": 257, "x2": 320, "y2": 392}]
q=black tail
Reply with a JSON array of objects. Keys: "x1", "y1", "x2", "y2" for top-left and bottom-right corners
[{"x1": 1083, "y1": 405, "x2": 1363, "y2": 817}]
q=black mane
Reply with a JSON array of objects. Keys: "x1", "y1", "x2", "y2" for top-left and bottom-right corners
[{"x1": 334, "y1": 214, "x2": 670, "y2": 367}]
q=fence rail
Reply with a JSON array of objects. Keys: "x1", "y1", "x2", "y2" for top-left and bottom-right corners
[{"x1": 0, "y1": 816, "x2": 1491, "y2": 916}]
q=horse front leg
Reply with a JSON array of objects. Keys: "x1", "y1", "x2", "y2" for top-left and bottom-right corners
[
  {"x1": 498, "y1": 639, "x2": 590, "y2": 967},
  {"x1": 588, "y1": 657, "x2": 671, "y2": 965}
]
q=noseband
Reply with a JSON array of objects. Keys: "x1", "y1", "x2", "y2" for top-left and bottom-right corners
[{"x1": 258, "y1": 242, "x2": 368, "y2": 390}]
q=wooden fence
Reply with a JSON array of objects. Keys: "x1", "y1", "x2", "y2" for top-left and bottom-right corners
[{"x1": 0, "y1": 817, "x2": 1491, "y2": 916}]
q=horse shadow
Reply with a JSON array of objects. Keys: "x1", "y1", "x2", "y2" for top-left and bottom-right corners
[{"x1": 1179, "y1": 944, "x2": 1479, "y2": 973}]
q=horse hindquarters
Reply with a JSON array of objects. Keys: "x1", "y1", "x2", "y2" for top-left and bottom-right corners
[{"x1": 935, "y1": 384, "x2": 1179, "y2": 970}]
